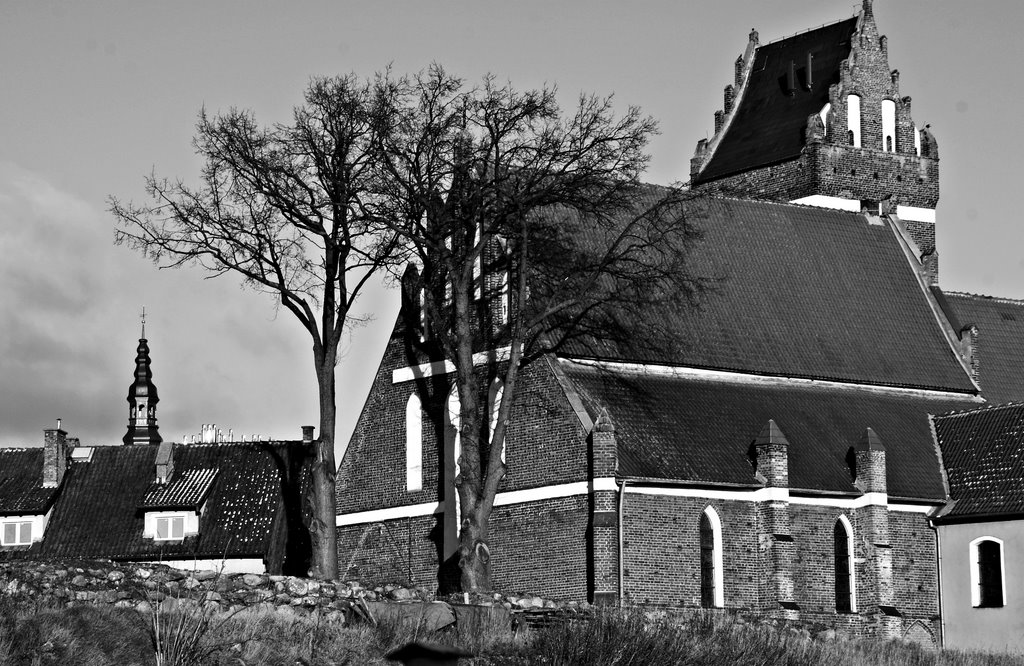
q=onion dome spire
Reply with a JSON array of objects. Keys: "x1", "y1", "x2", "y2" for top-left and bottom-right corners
[{"x1": 123, "y1": 307, "x2": 162, "y2": 446}]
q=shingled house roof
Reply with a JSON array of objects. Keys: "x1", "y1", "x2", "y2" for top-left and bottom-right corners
[
  {"x1": 938, "y1": 292, "x2": 1024, "y2": 404},
  {"x1": 0, "y1": 449, "x2": 61, "y2": 516},
  {"x1": 562, "y1": 360, "x2": 980, "y2": 500},
  {"x1": 933, "y1": 403, "x2": 1024, "y2": 521},
  {"x1": 561, "y1": 197, "x2": 975, "y2": 393},
  {"x1": 695, "y1": 17, "x2": 858, "y2": 184},
  {"x1": 0, "y1": 441, "x2": 310, "y2": 572}
]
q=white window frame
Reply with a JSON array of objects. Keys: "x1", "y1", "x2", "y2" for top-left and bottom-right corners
[
  {"x1": 970, "y1": 536, "x2": 1007, "y2": 608},
  {"x1": 155, "y1": 514, "x2": 185, "y2": 541},
  {"x1": 835, "y1": 514, "x2": 858, "y2": 612},
  {"x1": 145, "y1": 510, "x2": 198, "y2": 541},
  {"x1": 0, "y1": 519, "x2": 32, "y2": 546},
  {"x1": 701, "y1": 506, "x2": 725, "y2": 608},
  {"x1": 405, "y1": 393, "x2": 423, "y2": 492}
]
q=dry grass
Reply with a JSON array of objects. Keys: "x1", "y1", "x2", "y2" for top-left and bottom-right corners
[{"x1": 2, "y1": 598, "x2": 1023, "y2": 665}]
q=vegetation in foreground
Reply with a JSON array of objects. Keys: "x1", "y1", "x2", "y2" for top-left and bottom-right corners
[{"x1": 1, "y1": 597, "x2": 1022, "y2": 666}]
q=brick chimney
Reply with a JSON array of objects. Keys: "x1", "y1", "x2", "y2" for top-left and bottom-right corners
[
  {"x1": 42, "y1": 426, "x2": 68, "y2": 488},
  {"x1": 302, "y1": 426, "x2": 315, "y2": 443}
]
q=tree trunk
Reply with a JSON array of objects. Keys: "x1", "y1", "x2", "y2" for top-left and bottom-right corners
[
  {"x1": 458, "y1": 506, "x2": 491, "y2": 592},
  {"x1": 308, "y1": 359, "x2": 338, "y2": 580}
]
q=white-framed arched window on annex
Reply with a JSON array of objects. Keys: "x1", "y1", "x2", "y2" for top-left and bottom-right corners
[
  {"x1": 405, "y1": 393, "x2": 423, "y2": 492},
  {"x1": 699, "y1": 506, "x2": 725, "y2": 608},
  {"x1": 488, "y1": 378, "x2": 506, "y2": 463},
  {"x1": 834, "y1": 515, "x2": 857, "y2": 613},
  {"x1": 970, "y1": 536, "x2": 1006, "y2": 608}
]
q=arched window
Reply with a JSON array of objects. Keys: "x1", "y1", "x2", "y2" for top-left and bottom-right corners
[
  {"x1": 970, "y1": 537, "x2": 1005, "y2": 608},
  {"x1": 699, "y1": 507, "x2": 724, "y2": 608},
  {"x1": 405, "y1": 393, "x2": 423, "y2": 492},
  {"x1": 834, "y1": 516, "x2": 856, "y2": 612},
  {"x1": 488, "y1": 379, "x2": 506, "y2": 463},
  {"x1": 847, "y1": 94, "x2": 861, "y2": 147},
  {"x1": 881, "y1": 99, "x2": 896, "y2": 152}
]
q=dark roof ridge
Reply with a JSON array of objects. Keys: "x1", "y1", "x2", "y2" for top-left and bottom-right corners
[
  {"x1": 934, "y1": 400, "x2": 1024, "y2": 420},
  {"x1": 944, "y1": 290, "x2": 1024, "y2": 306},
  {"x1": 760, "y1": 14, "x2": 860, "y2": 48}
]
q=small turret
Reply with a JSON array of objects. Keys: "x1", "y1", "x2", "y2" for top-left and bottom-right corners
[{"x1": 123, "y1": 308, "x2": 162, "y2": 446}]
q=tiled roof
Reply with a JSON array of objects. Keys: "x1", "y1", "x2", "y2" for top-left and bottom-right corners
[
  {"x1": 940, "y1": 292, "x2": 1024, "y2": 404},
  {"x1": 562, "y1": 360, "x2": 980, "y2": 500},
  {"x1": 695, "y1": 18, "x2": 858, "y2": 183},
  {"x1": 3, "y1": 441, "x2": 310, "y2": 563},
  {"x1": 140, "y1": 467, "x2": 218, "y2": 509},
  {"x1": 561, "y1": 197, "x2": 975, "y2": 393},
  {"x1": 0, "y1": 449, "x2": 60, "y2": 515},
  {"x1": 933, "y1": 403, "x2": 1024, "y2": 519}
]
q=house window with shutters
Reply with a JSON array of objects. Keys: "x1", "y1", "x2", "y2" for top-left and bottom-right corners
[
  {"x1": 834, "y1": 516, "x2": 857, "y2": 612},
  {"x1": 699, "y1": 507, "x2": 724, "y2": 608},
  {"x1": 971, "y1": 537, "x2": 1005, "y2": 608}
]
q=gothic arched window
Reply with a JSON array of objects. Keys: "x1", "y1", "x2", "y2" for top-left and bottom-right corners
[
  {"x1": 699, "y1": 507, "x2": 724, "y2": 608},
  {"x1": 971, "y1": 537, "x2": 1005, "y2": 608},
  {"x1": 834, "y1": 516, "x2": 856, "y2": 613}
]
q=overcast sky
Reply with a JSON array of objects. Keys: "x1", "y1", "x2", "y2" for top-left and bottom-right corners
[{"x1": 1, "y1": 1, "x2": 1021, "y2": 458}]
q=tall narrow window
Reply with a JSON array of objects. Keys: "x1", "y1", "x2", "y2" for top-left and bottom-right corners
[
  {"x1": 971, "y1": 537, "x2": 1005, "y2": 608},
  {"x1": 699, "y1": 507, "x2": 724, "y2": 608},
  {"x1": 914, "y1": 126, "x2": 922, "y2": 157},
  {"x1": 446, "y1": 387, "x2": 462, "y2": 536},
  {"x1": 881, "y1": 99, "x2": 896, "y2": 152},
  {"x1": 847, "y1": 94, "x2": 861, "y2": 148},
  {"x1": 488, "y1": 379, "x2": 506, "y2": 463},
  {"x1": 405, "y1": 393, "x2": 423, "y2": 492},
  {"x1": 834, "y1": 516, "x2": 856, "y2": 612}
]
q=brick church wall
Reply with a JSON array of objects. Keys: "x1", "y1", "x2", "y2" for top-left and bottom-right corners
[{"x1": 337, "y1": 321, "x2": 591, "y2": 594}]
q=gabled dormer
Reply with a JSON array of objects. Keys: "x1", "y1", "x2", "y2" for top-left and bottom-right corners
[
  {"x1": 139, "y1": 441, "x2": 216, "y2": 542},
  {"x1": 690, "y1": 0, "x2": 939, "y2": 260},
  {"x1": 0, "y1": 426, "x2": 70, "y2": 548}
]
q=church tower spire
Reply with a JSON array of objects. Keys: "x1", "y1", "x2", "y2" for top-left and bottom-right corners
[{"x1": 123, "y1": 307, "x2": 162, "y2": 446}]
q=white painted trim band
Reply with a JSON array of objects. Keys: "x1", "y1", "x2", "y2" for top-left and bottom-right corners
[
  {"x1": 392, "y1": 346, "x2": 512, "y2": 384},
  {"x1": 789, "y1": 195, "x2": 862, "y2": 212},
  {"x1": 337, "y1": 479, "x2": 936, "y2": 526},
  {"x1": 561, "y1": 358, "x2": 983, "y2": 402},
  {"x1": 895, "y1": 205, "x2": 936, "y2": 224}
]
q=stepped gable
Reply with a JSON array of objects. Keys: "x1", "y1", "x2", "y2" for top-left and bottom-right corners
[
  {"x1": 695, "y1": 17, "x2": 858, "y2": 184},
  {"x1": 0, "y1": 449, "x2": 59, "y2": 515},
  {"x1": 561, "y1": 196, "x2": 974, "y2": 392},
  {"x1": 939, "y1": 292, "x2": 1024, "y2": 404},
  {"x1": 933, "y1": 403, "x2": 1024, "y2": 520},
  {"x1": 562, "y1": 360, "x2": 977, "y2": 500},
  {"x1": 26, "y1": 441, "x2": 307, "y2": 562}
]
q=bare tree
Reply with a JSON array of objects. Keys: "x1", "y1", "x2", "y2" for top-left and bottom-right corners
[
  {"x1": 373, "y1": 67, "x2": 703, "y2": 592},
  {"x1": 111, "y1": 75, "x2": 402, "y2": 579}
]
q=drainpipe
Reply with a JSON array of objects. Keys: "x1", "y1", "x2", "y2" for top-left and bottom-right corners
[
  {"x1": 929, "y1": 517, "x2": 945, "y2": 648},
  {"x1": 618, "y1": 478, "x2": 628, "y2": 608}
]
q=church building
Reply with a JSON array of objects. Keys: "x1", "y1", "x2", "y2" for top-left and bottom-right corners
[{"x1": 338, "y1": 1, "x2": 1024, "y2": 648}]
